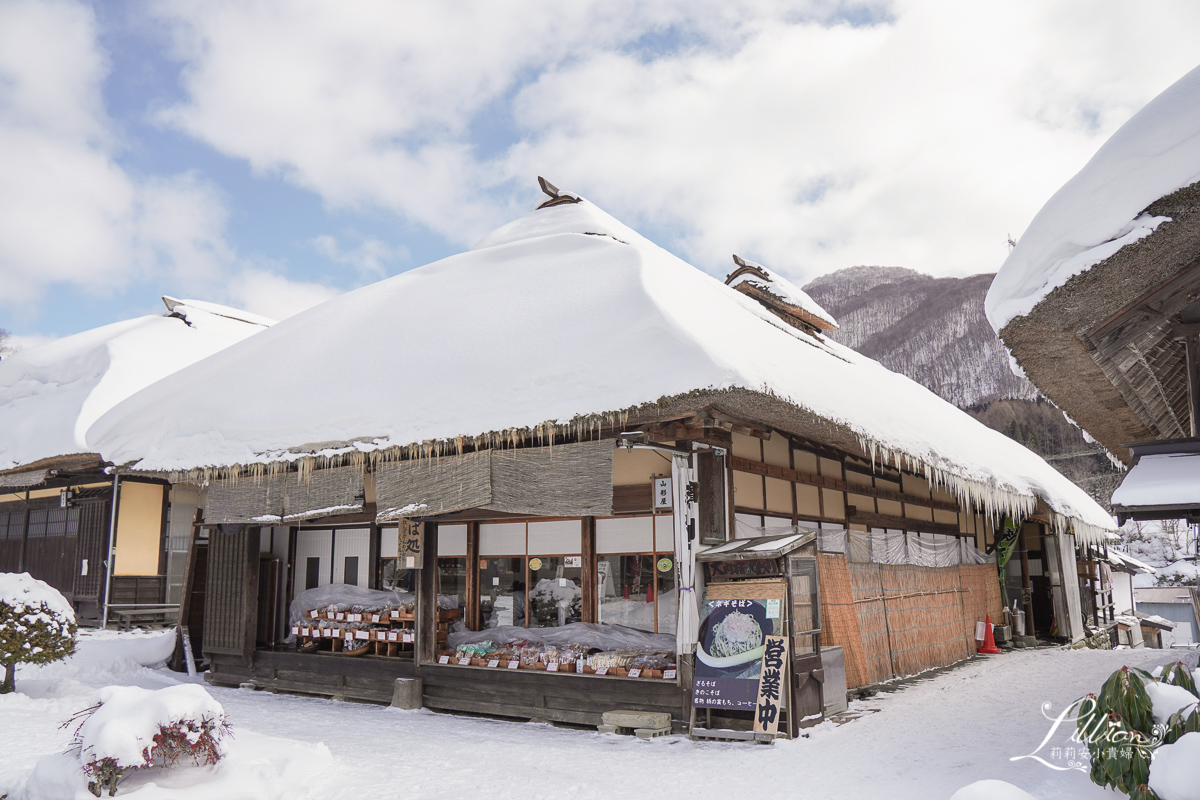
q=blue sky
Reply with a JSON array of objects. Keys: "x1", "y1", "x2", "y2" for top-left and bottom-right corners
[{"x1": 4, "y1": 0, "x2": 1200, "y2": 344}]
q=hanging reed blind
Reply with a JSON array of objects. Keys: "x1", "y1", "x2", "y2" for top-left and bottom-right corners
[
  {"x1": 375, "y1": 440, "x2": 614, "y2": 521},
  {"x1": 204, "y1": 466, "x2": 364, "y2": 523}
]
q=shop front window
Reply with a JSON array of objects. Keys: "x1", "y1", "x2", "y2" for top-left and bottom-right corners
[
  {"x1": 479, "y1": 556, "x2": 526, "y2": 627},
  {"x1": 594, "y1": 515, "x2": 674, "y2": 634},
  {"x1": 528, "y1": 555, "x2": 582, "y2": 627},
  {"x1": 437, "y1": 557, "x2": 467, "y2": 621}
]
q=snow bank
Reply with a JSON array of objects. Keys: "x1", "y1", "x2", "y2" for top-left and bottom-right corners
[
  {"x1": 950, "y1": 780, "x2": 1038, "y2": 800},
  {"x1": 987, "y1": 63, "x2": 1200, "y2": 331},
  {"x1": 77, "y1": 684, "x2": 226, "y2": 769},
  {"x1": 63, "y1": 628, "x2": 177, "y2": 671},
  {"x1": 89, "y1": 197, "x2": 1116, "y2": 542},
  {"x1": 14, "y1": 731, "x2": 330, "y2": 800},
  {"x1": 1144, "y1": 680, "x2": 1199, "y2": 725},
  {"x1": 1149, "y1": 731, "x2": 1200, "y2": 800},
  {"x1": 0, "y1": 298, "x2": 272, "y2": 471}
]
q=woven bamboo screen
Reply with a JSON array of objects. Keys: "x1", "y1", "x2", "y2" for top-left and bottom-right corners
[
  {"x1": 205, "y1": 466, "x2": 364, "y2": 523},
  {"x1": 375, "y1": 439, "x2": 614, "y2": 521},
  {"x1": 819, "y1": 554, "x2": 1005, "y2": 689}
]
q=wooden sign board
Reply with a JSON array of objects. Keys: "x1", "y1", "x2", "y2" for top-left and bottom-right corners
[
  {"x1": 653, "y1": 476, "x2": 673, "y2": 509},
  {"x1": 400, "y1": 519, "x2": 424, "y2": 568},
  {"x1": 752, "y1": 635, "x2": 789, "y2": 735}
]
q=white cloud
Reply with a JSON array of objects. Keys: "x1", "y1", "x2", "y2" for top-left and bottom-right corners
[
  {"x1": 504, "y1": 0, "x2": 1200, "y2": 281},
  {"x1": 152, "y1": 0, "x2": 872, "y2": 244},
  {"x1": 223, "y1": 269, "x2": 341, "y2": 321},
  {"x1": 0, "y1": 0, "x2": 343, "y2": 327},
  {"x1": 310, "y1": 234, "x2": 408, "y2": 281},
  {"x1": 152, "y1": 0, "x2": 1200, "y2": 286}
]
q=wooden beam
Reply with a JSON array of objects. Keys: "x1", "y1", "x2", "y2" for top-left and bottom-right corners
[
  {"x1": 418, "y1": 522, "x2": 437, "y2": 665},
  {"x1": 729, "y1": 455, "x2": 958, "y2": 513},
  {"x1": 465, "y1": 522, "x2": 480, "y2": 631},
  {"x1": 845, "y1": 508, "x2": 962, "y2": 538}
]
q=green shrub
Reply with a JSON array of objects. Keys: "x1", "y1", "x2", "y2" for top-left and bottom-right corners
[
  {"x1": 1080, "y1": 663, "x2": 1200, "y2": 799},
  {"x1": 0, "y1": 572, "x2": 77, "y2": 694}
]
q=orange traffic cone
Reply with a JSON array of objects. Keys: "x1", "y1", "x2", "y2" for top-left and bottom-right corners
[{"x1": 979, "y1": 614, "x2": 1002, "y2": 654}]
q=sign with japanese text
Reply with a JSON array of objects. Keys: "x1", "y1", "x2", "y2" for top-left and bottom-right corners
[
  {"x1": 752, "y1": 635, "x2": 788, "y2": 734},
  {"x1": 400, "y1": 519, "x2": 424, "y2": 568},
  {"x1": 653, "y1": 476, "x2": 673, "y2": 509},
  {"x1": 692, "y1": 596, "x2": 785, "y2": 710}
]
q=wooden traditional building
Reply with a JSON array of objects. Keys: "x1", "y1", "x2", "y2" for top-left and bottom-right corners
[
  {"x1": 90, "y1": 182, "x2": 1114, "y2": 732},
  {"x1": 988, "y1": 65, "x2": 1200, "y2": 635},
  {"x1": 0, "y1": 298, "x2": 271, "y2": 624}
]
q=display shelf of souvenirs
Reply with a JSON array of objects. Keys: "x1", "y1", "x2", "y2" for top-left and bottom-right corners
[
  {"x1": 433, "y1": 640, "x2": 677, "y2": 680},
  {"x1": 291, "y1": 602, "x2": 459, "y2": 657}
]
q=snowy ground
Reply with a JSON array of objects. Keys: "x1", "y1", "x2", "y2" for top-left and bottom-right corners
[{"x1": 0, "y1": 630, "x2": 1183, "y2": 799}]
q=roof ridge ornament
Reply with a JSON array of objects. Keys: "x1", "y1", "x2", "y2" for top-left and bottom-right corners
[
  {"x1": 536, "y1": 176, "x2": 582, "y2": 209},
  {"x1": 726, "y1": 254, "x2": 772, "y2": 285}
]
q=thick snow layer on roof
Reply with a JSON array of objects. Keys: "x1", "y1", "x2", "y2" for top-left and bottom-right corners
[
  {"x1": 0, "y1": 300, "x2": 273, "y2": 471},
  {"x1": 1111, "y1": 452, "x2": 1200, "y2": 508},
  {"x1": 89, "y1": 199, "x2": 1115, "y2": 541},
  {"x1": 987, "y1": 64, "x2": 1200, "y2": 332},
  {"x1": 727, "y1": 259, "x2": 838, "y2": 328}
]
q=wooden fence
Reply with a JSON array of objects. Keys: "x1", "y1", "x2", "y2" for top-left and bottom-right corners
[{"x1": 818, "y1": 555, "x2": 1002, "y2": 689}]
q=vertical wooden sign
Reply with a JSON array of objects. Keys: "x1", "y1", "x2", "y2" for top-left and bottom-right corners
[
  {"x1": 753, "y1": 635, "x2": 789, "y2": 735},
  {"x1": 399, "y1": 519, "x2": 424, "y2": 569}
]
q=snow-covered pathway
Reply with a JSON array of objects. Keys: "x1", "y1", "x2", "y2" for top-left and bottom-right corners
[{"x1": 0, "y1": 634, "x2": 1177, "y2": 799}]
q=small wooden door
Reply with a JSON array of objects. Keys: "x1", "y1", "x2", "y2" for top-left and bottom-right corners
[
  {"x1": 787, "y1": 555, "x2": 823, "y2": 726},
  {"x1": 256, "y1": 558, "x2": 281, "y2": 648}
]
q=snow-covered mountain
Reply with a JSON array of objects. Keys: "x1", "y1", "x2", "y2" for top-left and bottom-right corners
[
  {"x1": 804, "y1": 266, "x2": 1038, "y2": 408},
  {"x1": 804, "y1": 266, "x2": 1122, "y2": 506}
]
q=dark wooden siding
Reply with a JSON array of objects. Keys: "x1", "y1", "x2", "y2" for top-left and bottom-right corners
[
  {"x1": 110, "y1": 576, "x2": 166, "y2": 605},
  {"x1": 420, "y1": 664, "x2": 688, "y2": 726},
  {"x1": 203, "y1": 526, "x2": 259, "y2": 661},
  {"x1": 72, "y1": 499, "x2": 110, "y2": 617}
]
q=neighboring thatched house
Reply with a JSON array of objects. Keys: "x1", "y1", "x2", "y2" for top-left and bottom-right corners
[
  {"x1": 0, "y1": 298, "x2": 272, "y2": 623},
  {"x1": 87, "y1": 182, "x2": 1113, "y2": 731},
  {"x1": 987, "y1": 63, "x2": 1200, "y2": 633}
]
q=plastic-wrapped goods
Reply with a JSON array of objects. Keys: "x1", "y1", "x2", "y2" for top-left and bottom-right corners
[
  {"x1": 455, "y1": 641, "x2": 498, "y2": 658},
  {"x1": 289, "y1": 585, "x2": 415, "y2": 630},
  {"x1": 587, "y1": 651, "x2": 635, "y2": 670},
  {"x1": 447, "y1": 621, "x2": 673, "y2": 653},
  {"x1": 630, "y1": 652, "x2": 674, "y2": 670}
]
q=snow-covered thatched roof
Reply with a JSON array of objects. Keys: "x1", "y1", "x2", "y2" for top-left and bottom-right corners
[
  {"x1": 0, "y1": 298, "x2": 273, "y2": 472},
  {"x1": 87, "y1": 197, "x2": 1115, "y2": 542},
  {"x1": 987, "y1": 64, "x2": 1200, "y2": 332}
]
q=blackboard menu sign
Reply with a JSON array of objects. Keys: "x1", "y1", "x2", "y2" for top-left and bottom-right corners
[{"x1": 692, "y1": 596, "x2": 783, "y2": 709}]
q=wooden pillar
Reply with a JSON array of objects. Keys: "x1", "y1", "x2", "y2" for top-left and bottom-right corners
[
  {"x1": 16, "y1": 489, "x2": 30, "y2": 572},
  {"x1": 581, "y1": 516, "x2": 597, "y2": 622},
  {"x1": 283, "y1": 526, "x2": 297, "y2": 610},
  {"x1": 1019, "y1": 524, "x2": 1034, "y2": 637},
  {"x1": 697, "y1": 450, "x2": 727, "y2": 545},
  {"x1": 418, "y1": 522, "x2": 438, "y2": 664},
  {"x1": 170, "y1": 509, "x2": 204, "y2": 673},
  {"x1": 368, "y1": 521, "x2": 381, "y2": 589},
  {"x1": 465, "y1": 521, "x2": 480, "y2": 631}
]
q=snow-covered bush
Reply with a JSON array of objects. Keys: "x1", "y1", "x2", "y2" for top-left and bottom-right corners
[
  {"x1": 1078, "y1": 663, "x2": 1200, "y2": 800},
  {"x1": 65, "y1": 684, "x2": 230, "y2": 796},
  {"x1": 0, "y1": 572, "x2": 77, "y2": 694}
]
